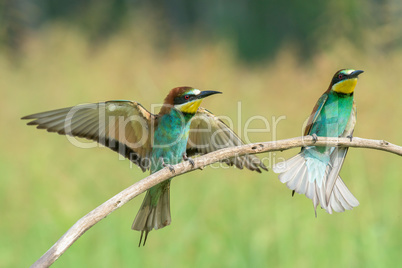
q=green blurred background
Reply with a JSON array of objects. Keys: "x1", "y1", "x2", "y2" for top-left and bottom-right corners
[{"x1": 1, "y1": 0, "x2": 402, "y2": 267}]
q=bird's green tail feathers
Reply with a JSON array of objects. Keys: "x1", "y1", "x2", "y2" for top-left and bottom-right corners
[{"x1": 131, "y1": 182, "x2": 171, "y2": 246}]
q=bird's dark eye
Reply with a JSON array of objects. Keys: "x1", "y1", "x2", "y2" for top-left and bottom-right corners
[
  {"x1": 338, "y1": 74, "x2": 343, "y2": 79},
  {"x1": 184, "y1": 95, "x2": 190, "y2": 100}
]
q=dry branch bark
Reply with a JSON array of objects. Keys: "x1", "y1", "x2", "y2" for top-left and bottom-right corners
[{"x1": 30, "y1": 136, "x2": 402, "y2": 267}]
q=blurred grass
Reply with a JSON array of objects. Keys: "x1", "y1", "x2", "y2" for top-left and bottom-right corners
[{"x1": 1, "y1": 25, "x2": 401, "y2": 267}]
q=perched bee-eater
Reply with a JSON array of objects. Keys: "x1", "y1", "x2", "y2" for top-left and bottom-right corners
[
  {"x1": 273, "y1": 69, "x2": 364, "y2": 215},
  {"x1": 22, "y1": 86, "x2": 267, "y2": 246}
]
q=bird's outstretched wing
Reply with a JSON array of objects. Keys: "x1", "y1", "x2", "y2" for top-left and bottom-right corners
[
  {"x1": 186, "y1": 107, "x2": 267, "y2": 172},
  {"x1": 22, "y1": 101, "x2": 156, "y2": 171}
]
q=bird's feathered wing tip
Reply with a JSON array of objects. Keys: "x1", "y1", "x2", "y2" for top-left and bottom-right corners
[
  {"x1": 131, "y1": 185, "x2": 171, "y2": 246},
  {"x1": 187, "y1": 107, "x2": 268, "y2": 173},
  {"x1": 273, "y1": 153, "x2": 359, "y2": 215}
]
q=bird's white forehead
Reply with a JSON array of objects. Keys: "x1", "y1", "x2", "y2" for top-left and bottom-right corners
[
  {"x1": 342, "y1": 69, "x2": 355, "y2": 75},
  {"x1": 192, "y1": 89, "x2": 201, "y2": 95}
]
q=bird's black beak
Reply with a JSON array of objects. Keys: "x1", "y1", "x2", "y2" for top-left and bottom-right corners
[
  {"x1": 350, "y1": 70, "x2": 364, "y2": 78},
  {"x1": 197, "y1": 90, "x2": 222, "y2": 99}
]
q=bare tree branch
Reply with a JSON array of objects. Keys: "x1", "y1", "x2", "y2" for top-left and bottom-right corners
[{"x1": 31, "y1": 136, "x2": 402, "y2": 267}]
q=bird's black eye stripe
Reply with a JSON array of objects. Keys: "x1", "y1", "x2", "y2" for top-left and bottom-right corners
[
  {"x1": 332, "y1": 72, "x2": 348, "y2": 84},
  {"x1": 174, "y1": 94, "x2": 196, "y2": 105}
]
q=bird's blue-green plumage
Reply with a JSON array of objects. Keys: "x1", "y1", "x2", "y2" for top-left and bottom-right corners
[
  {"x1": 148, "y1": 109, "x2": 193, "y2": 203},
  {"x1": 308, "y1": 91, "x2": 354, "y2": 143},
  {"x1": 303, "y1": 91, "x2": 354, "y2": 186}
]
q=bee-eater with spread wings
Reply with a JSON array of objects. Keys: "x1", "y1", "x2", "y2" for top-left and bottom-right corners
[
  {"x1": 273, "y1": 69, "x2": 364, "y2": 215},
  {"x1": 22, "y1": 86, "x2": 267, "y2": 246}
]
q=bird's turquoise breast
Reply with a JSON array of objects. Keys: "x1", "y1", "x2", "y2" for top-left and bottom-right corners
[{"x1": 151, "y1": 109, "x2": 193, "y2": 173}]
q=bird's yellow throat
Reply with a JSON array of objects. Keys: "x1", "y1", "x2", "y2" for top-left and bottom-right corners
[
  {"x1": 332, "y1": 78, "x2": 358, "y2": 94},
  {"x1": 177, "y1": 99, "x2": 203, "y2": 114}
]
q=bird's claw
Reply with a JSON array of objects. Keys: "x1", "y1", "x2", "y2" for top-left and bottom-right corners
[
  {"x1": 164, "y1": 164, "x2": 175, "y2": 173},
  {"x1": 161, "y1": 158, "x2": 175, "y2": 174},
  {"x1": 183, "y1": 154, "x2": 195, "y2": 168},
  {"x1": 311, "y1": 133, "x2": 318, "y2": 143},
  {"x1": 346, "y1": 135, "x2": 353, "y2": 142},
  {"x1": 188, "y1": 158, "x2": 195, "y2": 167}
]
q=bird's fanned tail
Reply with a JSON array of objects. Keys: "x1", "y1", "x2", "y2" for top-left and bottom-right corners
[
  {"x1": 131, "y1": 182, "x2": 171, "y2": 246},
  {"x1": 273, "y1": 152, "x2": 359, "y2": 215}
]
